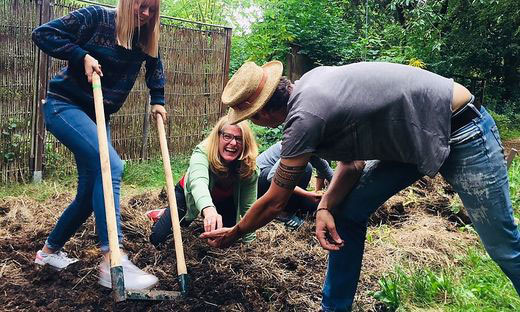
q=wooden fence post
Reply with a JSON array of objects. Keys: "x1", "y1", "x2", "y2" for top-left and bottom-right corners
[
  {"x1": 140, "y1": 96, "x2": 151, "y2": 160},
  {"x1": 220, "y1": 27, "x2": 232, "y2": 116},
  {"x1": 507, "y1": 148, "x2": 518, "y2": 170},
  {"x1": 31, "y1": 0, "x2": 51, "y2": 183}
]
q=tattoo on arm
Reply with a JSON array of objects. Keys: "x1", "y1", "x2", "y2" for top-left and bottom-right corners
[{"x1": 274, "y1": 163, "x2": 307, "y2": 189}]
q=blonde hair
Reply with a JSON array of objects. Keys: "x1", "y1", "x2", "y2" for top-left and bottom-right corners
[
  {"x1": 202, "y1": 116, "x2": 258, "y2": 180},
  {"x1": 116, "y1": 0, "x2": 160, "y2": 57}
]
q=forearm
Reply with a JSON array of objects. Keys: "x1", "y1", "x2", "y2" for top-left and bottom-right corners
[
  {"x1": 236, "y1": 191, "x2": 287, "y2": 234},
  {"x1": 293, "y1": 186, "x2": 312, "y2": 198},
  {"x1": 315, "y1": 178, "x2": 325, "y2": 191},
  {"x1": 319, "y1": 160, "x2": 364, "y2": 211},
  {"x1": 145, "y1": 55, "x2": 165, "y2": 105}
]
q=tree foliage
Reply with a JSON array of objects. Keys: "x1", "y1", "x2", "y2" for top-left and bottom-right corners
[
  {"x1": 79, "y1": 0, "x2": 519, "y2": 113},
  {"x1": 233, "y1": 0, "x2": 520, "y2": 113}
]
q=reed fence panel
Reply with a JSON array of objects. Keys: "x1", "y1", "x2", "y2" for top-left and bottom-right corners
[{"x1": 0, "y1": 0, "x2": 231, "y2": 183}]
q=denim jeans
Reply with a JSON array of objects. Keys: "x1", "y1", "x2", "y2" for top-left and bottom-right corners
[
  {"x1": 321, "y1": 107, "x2": 520, "y2": 311},
  {"x1": 43, "y1": 96, "x2": 124, "y2": 253},
  {"x1": 258, "y1": 163, "x2": 316, "y2": 213}
]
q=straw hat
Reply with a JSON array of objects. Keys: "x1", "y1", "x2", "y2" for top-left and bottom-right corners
[{"x1": 222, "y1": 61, "x2": 283, "y2": 124}]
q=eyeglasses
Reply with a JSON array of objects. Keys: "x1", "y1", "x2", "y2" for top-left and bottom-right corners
[{"x1": 219, "y1": 131, "x2": 243, "y2": 145}]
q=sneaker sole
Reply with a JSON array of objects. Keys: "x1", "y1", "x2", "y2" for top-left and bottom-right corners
[
  {"x1": 34, "y1": 257, "x2": 78, "y2": 271},
  {"x1": 98, "y1": 276, "x2": 159, "y2": 290},
  {"x1": 34, "y1": 260, "x2": 65, "y2": 271}
]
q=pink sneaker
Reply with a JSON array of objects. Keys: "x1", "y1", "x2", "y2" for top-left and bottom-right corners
[{"x1": 145, "y1": 209, "x2": 165, "y2": 223}]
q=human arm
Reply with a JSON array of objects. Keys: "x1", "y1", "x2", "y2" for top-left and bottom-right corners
[
  {"x1": 145, "y1": 53, "x2": 166, "y2": 121},
  {"x1": 186, "y1": 147, "x2": 221, "y2": 232},
  {"x1": 315, "y1": 177, "x2": 326, "y2": 191},
  {"x1": 315, "y1": 160, "x2": 365, "y2": 250},
  {"x1": 309, "y1": 156, "x2": 334, "y2": 183},
  {"x1": 32, "y1": 6, "x2": 102, "y2": 73},
  {"x1": 200, "y1": 154, "x2": 312, "y2": 247},
  {"x1": 268, "y1": 158, "x2": 321, "y2": 203},
  {"x1": 292, "y1": 186, "x2": 322, "y2": 204}
]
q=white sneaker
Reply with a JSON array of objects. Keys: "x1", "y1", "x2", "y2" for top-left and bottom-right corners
[
  {"x1": 34, "y1": 250, "x2": 79, "y2": 270},
  {"x1": 98, "y1": 254, "x2": 158, "y2": 290}
]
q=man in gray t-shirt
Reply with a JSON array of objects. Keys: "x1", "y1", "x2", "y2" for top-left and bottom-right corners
[{"x1": 202, "y1": 61, "x2": 519, "y2": 310}]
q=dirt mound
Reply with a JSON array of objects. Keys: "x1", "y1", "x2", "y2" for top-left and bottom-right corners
[
  {"x1": 0, "y1": 177, "x2": 475, "y2": 311},
  {"x1": 504, "y1": 139, "x2": 520, "y2": 152}
]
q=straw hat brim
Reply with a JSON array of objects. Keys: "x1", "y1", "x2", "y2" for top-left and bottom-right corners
[{"x1": 227, "y1": 61, "x2": 283, "y2": 124}]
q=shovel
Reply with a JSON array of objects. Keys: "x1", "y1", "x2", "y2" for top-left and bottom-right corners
[
  {"x1": 92, "y1": 72, "x2": 184, "y2": 302},
  {"x1": 155, "y1": 113, "x2": 189, "y2": 295}
]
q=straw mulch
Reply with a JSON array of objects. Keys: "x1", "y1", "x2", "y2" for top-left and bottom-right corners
[{"x1": 0, "y1": 176, "x2": 477, "y2": 311}]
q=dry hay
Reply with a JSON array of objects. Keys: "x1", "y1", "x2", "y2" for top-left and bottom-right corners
[{"x1": 0, "y1": 176, "x2": 478, "y2": 311}]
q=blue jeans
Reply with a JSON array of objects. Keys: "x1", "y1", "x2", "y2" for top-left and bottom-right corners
[
  {"x1": 322, "y1": 107, "x2": 520, "y2": 311},
  {"x1": 43, "y1": 96, "x2": 124, "y2": 253}
]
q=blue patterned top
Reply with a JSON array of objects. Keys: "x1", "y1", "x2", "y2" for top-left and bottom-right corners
[{"x1": 32, "y1": 5, "x2": 165, "y2": 115}]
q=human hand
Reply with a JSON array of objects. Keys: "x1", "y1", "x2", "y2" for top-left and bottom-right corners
[
  {"x1": 84, "y1": 54, "x2": 103, "y2": 83},
  {"x1": 315, "y1": 209, "x2": 344, "y2": 251},
  {"x1": 199, "y1": 225, "x2": 241, "y2": 248},
  {"x1": 151, "y1": 104, "x2": 167, "y2": 123},
  {"x1": 306, "y1": 191, "x2": 323, "y2": 204},
  {"x1": 202, "y1": 206, "x2": 223, "y2": 232}
]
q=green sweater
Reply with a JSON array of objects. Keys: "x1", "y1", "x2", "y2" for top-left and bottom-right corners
[{"x1": 183, "y1": 144, "x2": 258, "y2": 242}]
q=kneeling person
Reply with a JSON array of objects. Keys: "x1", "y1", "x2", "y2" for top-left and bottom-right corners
[
  {"x1": 257, "y1": 141, "x2": 333, "y2": 228},
  {"x1": 149, "y1": 116, "x2": 259, "y2": 246}
]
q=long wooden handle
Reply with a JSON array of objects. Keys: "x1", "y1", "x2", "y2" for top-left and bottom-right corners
[
  {"x1": 92, "y1": 73, "x2": 123, "y2": 268},
  {"x1": 156, "y1": 114, "x2": 187, "y2": 275}
]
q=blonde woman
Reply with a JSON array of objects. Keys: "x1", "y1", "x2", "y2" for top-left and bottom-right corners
[
  {"x1": 149, "y1": 116, "x2": 259, "y2": 246},
  {"x1": 32, "y1": 0, "x2": 165, "y2": 290}
]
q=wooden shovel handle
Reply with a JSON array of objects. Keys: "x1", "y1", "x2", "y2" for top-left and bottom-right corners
[
  {"x1": 92, "y1": 72, "x2": 123, "y2": 268},
  {"x1": 156, "y1": 114, "x2": 187, "y2": 275}
]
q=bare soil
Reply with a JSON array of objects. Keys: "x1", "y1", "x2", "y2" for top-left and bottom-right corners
[
  {"x1": 504, "y1": 140, "x2": 520, "y2": 153},
  {"x1": 0, "y1": 176, "x2": 479, "y2": 311}
]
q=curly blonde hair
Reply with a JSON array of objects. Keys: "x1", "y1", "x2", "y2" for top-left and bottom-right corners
[{"x1": 202, "y1": 116, "x2": 258, "y2": 179}]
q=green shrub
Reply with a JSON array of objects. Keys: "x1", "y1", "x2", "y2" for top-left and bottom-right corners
[
  {"x1": 250, "y1": 123, "x2": 284, "y2": 153},
  {"x1": 488, "y1": 110, "x2": 520, "y2": 141}
]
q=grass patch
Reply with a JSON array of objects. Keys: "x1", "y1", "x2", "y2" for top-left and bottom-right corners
[
  {"x1": 0, "y1": 156, "x2": 190, "y2": 201},
  {"x1": 373, "y1": 159, "x2": 520, "y2": 311},
  {"x1": 122, "y1": 156, "x2": 189, "y2": 189},
  {"x1": 373, "y1": 247, "x2": 520, "y2": 311},
  {"x1": 0, "y1": 179, "x2": 75, "y2": 202}
]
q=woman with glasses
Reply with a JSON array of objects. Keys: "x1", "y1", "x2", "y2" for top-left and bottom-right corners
[{"x1": 149, "y1": 116, "x2": 259, "y2": 246}]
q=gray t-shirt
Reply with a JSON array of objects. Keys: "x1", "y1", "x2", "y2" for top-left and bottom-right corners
[
  {"x1": 280, "y1": 62, "x2": 453, "y2": 177},
  {"x1": 258, "y1": 142, "x2": 334, "y2": 182}
]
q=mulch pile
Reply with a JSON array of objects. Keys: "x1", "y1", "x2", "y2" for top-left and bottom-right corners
[{"x1": 0, "y1": 175, "x2": 477, "y2": 311}]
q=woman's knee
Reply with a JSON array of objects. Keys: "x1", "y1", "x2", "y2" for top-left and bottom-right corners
[
  {"x1": 150, "y1": 208, "x2": 173, "y2": 247},
  {"x1": 110, "y1": 155, "x2": 124, "y2": 179}
]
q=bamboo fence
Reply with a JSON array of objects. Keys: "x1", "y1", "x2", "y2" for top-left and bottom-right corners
[{"x1": 0, "y1": 0, "x2": 231, "y2": 183}]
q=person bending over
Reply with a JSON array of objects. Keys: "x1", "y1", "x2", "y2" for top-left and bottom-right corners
[
  {"x1": 32, "y1": 0, "x2": 166, "y2": 290},
  {"x1": 202, "y1": 61, "x2": 519, "y2": 311}
]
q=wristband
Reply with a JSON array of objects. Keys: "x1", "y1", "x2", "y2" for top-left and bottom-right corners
[{"x1": 314, "y1": 207, "x2": 330, "y2": 217}]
